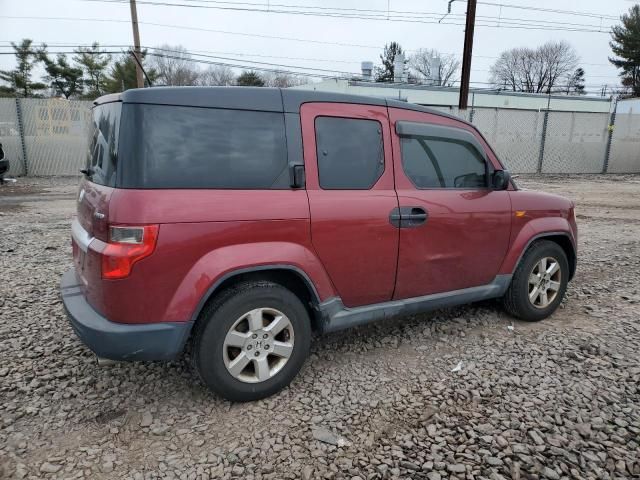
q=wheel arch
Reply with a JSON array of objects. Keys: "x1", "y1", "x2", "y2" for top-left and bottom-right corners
[
  {"x1": 191, "y1": 265, "x2": 323, "y2": 330},
  {"x1": 512, "y1": 232, "x2": 577, "y2": 281}
]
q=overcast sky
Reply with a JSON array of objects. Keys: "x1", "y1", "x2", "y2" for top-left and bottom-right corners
[{"x1": 0, "y1": 0, "x2": 636, "y2": 94}]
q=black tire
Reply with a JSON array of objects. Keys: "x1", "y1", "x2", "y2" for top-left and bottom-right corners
[
  {"x1": 192, "y1": 281, "x2": 311, "y2": 402},
  {"x1": 503, "y1": 240, "x2": 569, "y2": 322}
]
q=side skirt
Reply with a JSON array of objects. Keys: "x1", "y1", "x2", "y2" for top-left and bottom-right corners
[{"x1": 317, "y1": 275, "x2": 512, "y2": 334}]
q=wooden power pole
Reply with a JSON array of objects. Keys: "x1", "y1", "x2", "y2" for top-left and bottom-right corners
[
  {"x1": 458, "y1": 0, "x2": 477, "y2": 110},
  {"x1": 129, "y1": 0, "x2": 144, "y2": 88}
]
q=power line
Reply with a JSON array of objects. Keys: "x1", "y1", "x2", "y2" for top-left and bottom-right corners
[
  {"x1": 0, "y1": 15, "x2": 389, "y2": 50},
  {"x1": 84, "y1": 0, "x2": 620, "y2": 22},
  {"x1": 0, "y1": 42, "x2": 362, "y2": 64},
  {"x1": 0, "y1": 43, "x2": 622, "y2": 82},
  {"x1": 2, "y1": 45, "x2": 620, "y2": 91},
  {"x1": 145, "y1": 51, "x2": 356, "y2": 79},
  {"x1": 149, "y1": 50, "x2": 622, "y2": 89},
  {"x1": 78, "y1": 0, "x2": 617, "y2": 33},
  {"x1": 0, "y1": 40, "x2": 619, "y2": 69},
  {"x1": 149, "y1": 47, "x2": 359, "y2": 75},
  {"x1": 477, "y1": 1, "x2": 619, "y2": 20}
]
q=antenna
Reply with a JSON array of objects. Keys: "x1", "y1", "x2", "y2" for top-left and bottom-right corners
[{"x1": 128, "y1": 49, "x2": 153, "y2": 87}]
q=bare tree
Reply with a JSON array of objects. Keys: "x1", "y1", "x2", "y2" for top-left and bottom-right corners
[
  {"x1": 409, "y1": 49, "x2": 460, "y2": 86},
  {"x1": 197, "y1": 65, "x2": 236, "y2": 86},
  {"x1": 261, "y1": 71, "x2": 309, "y2": 88},
  {"x1": 489, "y1": 48, "x2": 521, "y2": 91},
  {"x1": 149, "y1": 45, "x2": 199, "y2": 86},
  {"x1": 489, "y1": 41, "x2": 579, "y2": 94}
]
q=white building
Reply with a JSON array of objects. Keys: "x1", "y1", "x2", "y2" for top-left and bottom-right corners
[
  {"x1": 292, "y1": 79, "x2": 613, "y2": 113},
  {"x1": 616, "y1": 97, "x2": 640, "y2": 114}
]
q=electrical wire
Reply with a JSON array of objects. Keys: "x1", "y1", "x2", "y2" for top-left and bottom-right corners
[
  {"x1": 79, "y1": 0, "x2": 616, "y2": 33},
  {"x1": 0, "y1": 44, "x2": 623, "y2": 84},
  {"x1": 0, "y1": 40, "x2": 619, "y2": 69},
  {"x1": 3, "y1": 45, "x2": 618, "y2": 91},
  {"x1": 0, "y1": 16, "x2": 388, "y2": 50},
  {"x1": 477, "y1": 1, "x2": 619, "y2": 20}
]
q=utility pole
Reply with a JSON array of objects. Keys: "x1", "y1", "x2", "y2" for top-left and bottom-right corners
[
  {"x1": 129, "y1": 0, "x2": 144, "y2": 88},
  {"x1": 458, "y1": 0, "x2": 477, "y2": 110}
]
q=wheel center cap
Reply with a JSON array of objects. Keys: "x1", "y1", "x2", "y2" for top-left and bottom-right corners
[{"x1": 245, "y1": 330, "x2": 271, "y2": 353}]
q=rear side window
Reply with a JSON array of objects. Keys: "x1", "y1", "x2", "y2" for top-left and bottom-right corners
[
  {"x1": 87, "y1": 102, "x2": 121, "y2": 187},
  {"x1": 315, "y1": 116, "x2": 384, "y2": 189},
  {"x1": 401, "y1": 136, "x2": 487, "y2": 189},
  {"x1": 119, "y1": 104, "x2": 288, "y2": 189}
]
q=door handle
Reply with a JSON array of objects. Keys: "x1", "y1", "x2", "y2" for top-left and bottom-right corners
[
  {"x1": 389, "y1": 207, "x2": 428, "y2": 228},
  {"x1": 405, "y1": 207, "x2": 427, "y2": 223}
]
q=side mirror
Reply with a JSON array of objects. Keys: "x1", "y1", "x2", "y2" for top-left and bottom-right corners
[{"x1": 492, "y1": 170, "x2": 511, "y2": 190}]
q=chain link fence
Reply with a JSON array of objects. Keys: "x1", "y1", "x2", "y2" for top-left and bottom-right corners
[
  {"x1": 0, "y1": 98, "x2": 92, "y2": 177},
  {"x1": 472, "y1": 108, "x2": 543, "y2": 173},
  {"x1": 0, "y1": 97, "x2": 639, "y2": 176},
  {"x1": 0, "y1": 99, "x2": 26, "y2": 176},
  {"x1": 608, "y1": 109, "x2": 640, "y2": 173}
]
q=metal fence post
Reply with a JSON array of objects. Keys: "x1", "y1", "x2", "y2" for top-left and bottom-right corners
[
  {"x1": 602, "y1": 99, "x2": 617, "y2": 174},
  {"x1": 15, "y1": 98, "x2": 29, "y2": 176},
  {"x1": 469, "y1": 92, "x2": 476, "y2": 123},
  {"x1": 537, "y1": 109, "x2": 549, "y2": 173}
]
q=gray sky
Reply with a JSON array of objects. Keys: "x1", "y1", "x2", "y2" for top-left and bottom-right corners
[{"x1": 0, "y1": 0, "x2": 635, "y2": 94}]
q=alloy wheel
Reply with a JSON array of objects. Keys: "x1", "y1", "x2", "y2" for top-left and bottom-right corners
[
  {"x1": 222, "y1": 308, "x2": 295, "y2": 383},
  {"x1": 528, "y1": 256, "x2": 562, "y2": 308}
]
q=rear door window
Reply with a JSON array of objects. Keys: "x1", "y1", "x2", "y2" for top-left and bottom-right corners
[
  {"x1": 314, "y1": 116, "x2": 384, "y2": 190},
  {"x1": 119, "y1": 104, "x2": 289, "y2": 189}
]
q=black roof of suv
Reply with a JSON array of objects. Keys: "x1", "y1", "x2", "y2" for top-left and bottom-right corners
[{"x1": 96, "y1": 86, "x2": 463, "y2": 123}]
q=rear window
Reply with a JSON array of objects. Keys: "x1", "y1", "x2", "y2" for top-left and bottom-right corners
[
  {"x1": 118, "y1": 104, "x2": 289, "y2": 189},
  {"x1": 87, "y1": 102, "x2": 121, "y2": 187}
]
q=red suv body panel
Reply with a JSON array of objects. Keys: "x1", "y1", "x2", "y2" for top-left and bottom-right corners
[
  {"x1": 74, "y1": 179, "x2": 335, "y2": 324},
  {"x1": 499, "y1": 190, "x2": 576, "y2": 275}
]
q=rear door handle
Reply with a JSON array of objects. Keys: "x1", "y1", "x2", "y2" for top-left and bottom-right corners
[{"x1": 389, "y1": 207, "x2": 428, "y2": 228}]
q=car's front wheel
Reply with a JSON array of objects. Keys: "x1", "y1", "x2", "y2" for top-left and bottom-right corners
[
  {"x1": 193, "y1": 281, "x2": 311, "y2": 402},
  {"x1": 503, "y1": 240, "x2": 569, "y2": 322}
]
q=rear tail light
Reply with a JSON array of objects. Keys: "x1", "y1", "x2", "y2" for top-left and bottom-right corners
[{"x1": 101, "y1": 225, "x2": 159, "y2": 279}]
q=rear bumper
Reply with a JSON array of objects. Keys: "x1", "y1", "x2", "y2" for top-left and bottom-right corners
[{"x1": 60, "y1": 269, "x2": 192, "y2": 361}]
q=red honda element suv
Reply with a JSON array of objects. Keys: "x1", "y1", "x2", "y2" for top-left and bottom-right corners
[{"x1": 61, "y1": 87, "x2": 577, "y2": 401}]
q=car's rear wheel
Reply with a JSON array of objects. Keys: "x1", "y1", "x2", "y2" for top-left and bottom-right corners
[
  {"x1": 193, "y1": 281, "x2": 311, "y2": 402},
  {"x1": 503, "y1": 240, "x2": 569, "y2": 322}
]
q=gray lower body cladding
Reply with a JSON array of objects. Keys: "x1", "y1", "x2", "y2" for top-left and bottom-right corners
[
  {"x1": 317, "y1": 275, "x2": 512, "y2": 333},
  {"x1": 60, "y1": 269, "x2": 192, "y2": 361}
]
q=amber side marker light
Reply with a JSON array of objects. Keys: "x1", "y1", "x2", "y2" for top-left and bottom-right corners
[{"x1": 515, "y1": 211, "x2": 527, "y2": 218}]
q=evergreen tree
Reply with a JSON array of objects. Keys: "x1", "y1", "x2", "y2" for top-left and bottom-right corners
[
  {"x1": 565, "y1": 68, "x2": 586, "y2": 95},
  {"x1": 104, "y1": 51, "x2": 157, "y2": 92},
  {"x1": 610, "y1": 5, "x2": 640, "y2": 96},
  {"x1": 0, "y1": 39, "x2": 47, "y2": 97},
  {"x1": 40, "y1": 52, "x2": 84, "y2": 99},
  {"x1": 73, "y1": 43, "x2": 112, "y2": 98},
  {"x1": 375, "y1": 42, "x2": 404, "y2": 82},
  {"x1": 236, "y1": 70, "x2": 265, "y2": 86}
]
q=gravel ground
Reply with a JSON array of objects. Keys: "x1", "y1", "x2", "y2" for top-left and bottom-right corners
[{"x1": 1, "y1": 175, "x2": 639, "y2": 480}]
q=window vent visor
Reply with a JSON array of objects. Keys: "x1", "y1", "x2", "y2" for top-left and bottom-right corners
[{"x1": 395, "y1": 121, "x2": 487, "y2": 161}]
